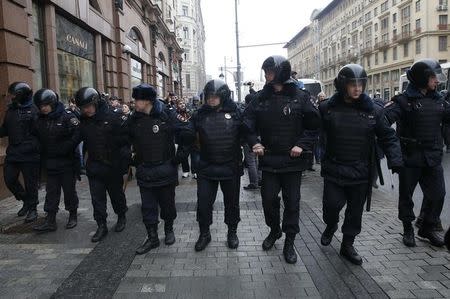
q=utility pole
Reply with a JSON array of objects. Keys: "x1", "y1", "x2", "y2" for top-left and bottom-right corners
[
  {"x1": 224, "y1": 56, "x2": 228, "y2": 84},
  {"x1": 235, "y1": 0, "x2": 242, "y2": 102}
]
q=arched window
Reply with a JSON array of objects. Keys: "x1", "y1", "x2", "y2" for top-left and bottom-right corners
[
  {"x1": 89, "y1": 0, "x2": 102, "y2": 13},
  {"x1": 128, "y1": 27, "x2": 146, "y2": 50}
]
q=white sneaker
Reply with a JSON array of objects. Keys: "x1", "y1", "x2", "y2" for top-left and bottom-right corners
[
  {"x1": 193, "y1": 173, "x2": 197, "y2": 179},
  {"x1": 182, "y1": 172, "x2": 190, "y2": 178}
]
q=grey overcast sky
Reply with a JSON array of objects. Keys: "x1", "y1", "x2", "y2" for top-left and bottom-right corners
[{"x1": 201, "y1": 0, "x2": 332, "y2": 84}]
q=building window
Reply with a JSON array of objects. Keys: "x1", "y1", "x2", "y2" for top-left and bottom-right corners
[
  {"x1": 384, "y1": 88, "x2": 390, "y2": 100},
  {"x1": 415, "y1": 0, "x2": 420, "y2": 12},
  {"x1": 32, "y1": 1, "x2": 46, "y2": 89},
  {"x1": 383, "y1": 50, "x2": 387, "y2": 63},
  {"x1": 89, "y1": 0, "x2": 101, "y2": 13},
  {"x1": 374, "y1": 7, "x2": 378, "y2": 16},
  {"x1": 56, "y1": 14, "x2": 95, "y2": 103},
  {"x1": 130, "y1": 57, "x2": 142, "y2": 88},
  {"x1": 375, "y1": 52, "x2": 379, "y2": 65},
  {"x1": 439, "y1": 36, "x2": 448, "y2": 51},
  {"x1": 185, "y1": 74, "x2": 191, "y2": 89},
  {"x1": 403, "y1": 43, "x2": 409, "y2": 56},
  {"x1": 182, "y1": 5, "x2": 188, "y2": 16},
  {"x1": 391, "y1": 70, "x2": 399, "y2": 81},
  {"x1": 393, "y1": 13, "x2": 397, "y2": 23},
  {"x1": 381, "y1": 17, "x2": 389, "y2": 31},
  {"x1": 439, "y1": 15, "x2": 448, "y2": 25},
  {"x1": 183, "y1": 27, "x2": 189, "y2": 39},
  {"x1": 381, "y1": 1, "x2": 389, "y2": 13},
  {"x1": 128, "y1": 27, "x2": 146, "y2": 50},
  {"x1": 184, "y1": 49, "x2": 190, "y2": 62},
  {"x1": 393, "y1": 46, "x2": 398, "y2": 60},
  {"x1": 401, "y1": 6, "x2": 410, "y2": 21},
  {"x1": 415, "y1": 39, "x2": 421, "y2": 54}
]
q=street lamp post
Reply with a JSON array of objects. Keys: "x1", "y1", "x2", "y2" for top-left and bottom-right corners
[{"x1": 235, "y1": 0, "x2": 242, "y2": 103}]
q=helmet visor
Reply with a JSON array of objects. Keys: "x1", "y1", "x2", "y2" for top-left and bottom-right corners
[
  {"x1": 346, "y1": 78, "x2": 367, "y2": 87},
  {"x1": 436, "y1": 72, "x2": 447, "y2": 83}
]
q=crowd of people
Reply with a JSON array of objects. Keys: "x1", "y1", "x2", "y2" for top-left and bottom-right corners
[{"x1": 1, "y1": 55, "x2": 450, "y2": 266}]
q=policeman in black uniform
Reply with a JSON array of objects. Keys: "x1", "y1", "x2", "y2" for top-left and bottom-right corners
[
  {"x1": 75, "y1": 87, "x2": 129, "y2": 242},
  {"x1": 384, "y1": 59, "x2": 450, "y2": 247},
  {"x1": 0, "y1": 82, "x2": 40, "y2": 223},
  {"x1": 319, "y1": 64, "x2": 403, "y2": 265},
  {"x1": 128, "y1": 84, "x2": 193, "y2": 255},
  {"x1": 244, "y1": 56, "x2": 320, "y2": 264},
  {"x1": 32, "y1": 89, "x2": 80, "y2": 232},
  {"x1": 191, "y1": 80, "x2": 245, "y2": 251}
]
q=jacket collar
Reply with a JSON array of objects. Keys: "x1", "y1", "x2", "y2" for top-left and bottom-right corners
[
  {"x1": 41, "y1": 102, "x2": 65, "y2": 119},
  {"x1": 198, "y1": 97, "x2": 237, "y2": 115},
  {"x1": 328, "y1": 92, "x2": 374, "y2": 112},
  {"x1": 404, "y1": 84, "x2": 440, "y2": 100}
]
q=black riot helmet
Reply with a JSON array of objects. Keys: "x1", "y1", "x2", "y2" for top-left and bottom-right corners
[
  {"x1": 203, "y1": 80, "x2": 231, "y2": 105},
  {"x1": 132, "y1": 83, "x2": 157, "y2": 101},
  {"x1": 334, "y1": 64, "x2": 368, "y2": 95},
  {"x1": 74, "y1": 87, "x2": 100, "y2": 108},
  {"x1": 407, "y1": 59, "x2": 446, "y2": 89},
  {"x1": 33, "y1": 88, "x2": 59, "y2": 109},
  {"x1": 7, "y1": 82, "x2": 32, "y2": 104},
  {"x1": 261, "y1": 55, "x2": 291, "y2": 84}
]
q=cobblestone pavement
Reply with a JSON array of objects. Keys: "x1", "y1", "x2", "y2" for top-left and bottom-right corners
[{"x1": 0, "y1": 164, "x2": 449, "y2": 298}]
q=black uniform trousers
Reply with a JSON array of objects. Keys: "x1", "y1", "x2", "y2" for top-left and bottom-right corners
[
  {"x1": 88, "y1": 174, "x2": 127, "y2": 224},
  {"x1": 261, "y1": 171, "x2": 301, "y2": 235},
  {"x1": 322, "y1": 180, "x2": 368, "y2": 237},
  {"x1": 399, "y1": 165, "x2": 445, "y2": 228},
  {"x1": 4, "y1": 162, "x2": 39, "y2": 210},
  {"x1": 139, "y1": 183, "x2": 177, "y2": 226},
  {"x1": 181, "y1": 157, "x2": 190, "y2": 173},
  {"x1": 44, "y1": 170, "x2": 79, "y2": 214},
  {"x1": 196, "y1": 176, "x2": 241, "y2": 227}
]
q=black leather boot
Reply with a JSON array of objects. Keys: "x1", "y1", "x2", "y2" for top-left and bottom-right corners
[
  {"x1": 33, "y1": 212, "x2": 57, "y2": 232},
  {"x1": 136, "y1": 224, "x2": 160, "y2": 255},
  {"x1": 418, "y1": 226, "x2": 445, "y2": 247},
  {"x1": 415, "y1": 216, "x2": 423, "y2": 229},
  {"x1": 227, "y1": 224, "x2": 239, "y2": 249},
  {"x1": 195, "y1": 226, "x2": 211, "y2": 252},
  {"x1": 164, "y1": 221, "x2": 175, "y2": 245},
  {"x1": 340, "y1": 235, "x2": 363, "y2": 265},
  {"x1": 17, "y1": 203, "x2": 28, "y2": 217},
  {"x1": 114, "y1": 214, "x2": 126, "y2": 232},
  {"x1": 402, "y1": 221, "x2": 416, "y2": 247},
  {"x1": 91, "y1": 222, "x2": 108, "y2": 242},
  {"x1": 25, "y1": 209, "x2": 38, "y2": 223},
  {"x1": 435, "y1": 219, "x2": 444, "y2": 232},
  {"x1": 445, "y1": 228, "x2": 450, "y2": 251},
  {"x1": 262, "y1": 227, "x2": 282, "y2": 250},
  {"x1": 66, "y1": 210, "x2": 77, "y2": 229},
  {"x1": 321, "y1": 224, "x2": 338, "y2": 246},
  {"x1": 283, "y1": 234, "x2": 297, "y2": 264}
]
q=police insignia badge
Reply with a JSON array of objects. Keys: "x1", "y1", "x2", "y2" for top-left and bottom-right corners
[
  {"x1": 225, "y1": 113, "x2": 232, "y2": 119},
  {"x1": 152, "y1": 125, "x2": 159, "y2": 133},
  {"x1": 283, "y1": 106, "x2": 291, "y2": 115},
  {"x1": 70, "y1": 118, "x2": 80, "y2": 126}
]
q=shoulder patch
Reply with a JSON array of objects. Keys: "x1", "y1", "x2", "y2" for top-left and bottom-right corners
[
  {"x1": 70, "y1": 117, "x2": 80, "y2": 126},
  {"x1": 121, "y1": 115, "x2": 127, "y2": 121},
  {"x1": 384, "y1": 101, "x2": 394, "y2": 108}
]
